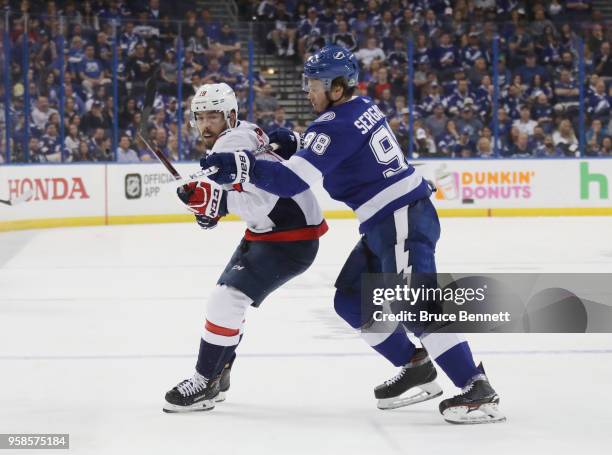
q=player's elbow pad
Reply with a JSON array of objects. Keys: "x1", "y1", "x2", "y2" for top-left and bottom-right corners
[{"x1": 251, "y1": 160, "x2": 309, "y2": 198}]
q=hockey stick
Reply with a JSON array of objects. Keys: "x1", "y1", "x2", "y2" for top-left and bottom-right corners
[
  {"x1": 137, "y1": 70, "x2": 188, "y2": 181},
  {"x1": 0, "y1": 188, "x2": 34, "y2": 206}
]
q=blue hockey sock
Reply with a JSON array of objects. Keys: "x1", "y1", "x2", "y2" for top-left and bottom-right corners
[
  {"x1": 371, "y1": 325, "x2": 416, "y2": 367},
  {"x1": 434, "y1": 341, "x2": 480, "y2": 388},
  {"x1": 195, "y1": 338, "x2": 238, "y2": 379}
]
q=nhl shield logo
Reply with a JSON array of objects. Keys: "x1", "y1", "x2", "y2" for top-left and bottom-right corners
[
  {"x1": 333, "y1": 51, "x2": 345, "y2": 59},
  {"x1": 125, "y1": 174, "x2": 142, "y2": 199}
]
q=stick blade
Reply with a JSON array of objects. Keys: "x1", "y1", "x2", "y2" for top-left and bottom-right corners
[{"x1": 0, "y1": 188, "x2": 34, "y2": 206}]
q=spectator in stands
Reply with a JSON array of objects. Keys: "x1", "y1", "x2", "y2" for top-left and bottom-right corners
[
  {"x1": 269, "y1": 1, "x2": 297, "y2": 57},
  {"x1": 79, "y1": 44, "x2": 109, "y2": 97},
  {"x1": 529, "y1": 4, "x2": 556, "y2": 40},
  {"x1": 355, "y1": 37, "x2": 385, "y2": 67},
  {"x1": 588, "y1": 80, "x2": 611, "y2": 121},
  {"x1": 601, "y1": 136, "x2": 612, "y2": 156},
  {"x1": 532, "y1": 93, "x2": 554, "y2": 133},
  {"x1": 476, "y1": 136, "x2": 494, "y2": 158},
  {"x1": 369, "y1": 66, "x2": 391, "y2": 100},
  {"x1": 594, "y1": 42, "x2": 612, "y2": 79},
  {"x1": 455, "y1": 126, "x2": 476, "y2": 156},
  {"x1": 436, "y1": 119, "x2": 458, "y2": 156},
  {"x1": 553, "y1": 119, "x2": 579, "y2": 156},
  {"x1": 513, "y1": 106, "x2": 538, "y2": 137},
  {"x1": 349, "y1": 8, "x2": 370, "y2": 45},
  {"x1": 266, "y1": 106, "x2": 294, "y2": 133},
  {"x1": 455, "y1": 104, "x2": 483, "y2": 141},
  {"x1": 38, "y1": 124, "x2": 62, "y2": 162},
  {"x1": 181, "y1": 49, "x2": 204, "y2": 86},
  {"x1": 586, "y1": 118, "x2": 606, "y2": 155},
  {"x1": 414, "y1": 127, "x2": 439, "y2": 157},
  {"x1": 433, "y1": 32, "x2": 460, "y2": 81},
  {"x1": 63, "y1": 123, "x2": 81, "y2": 160},
  {"x1": 298, "y1": 7, "x2": 323, "y2": 57},
  {"x1": 81, "y1": 100, "x2": 111, "y2": 135},
  {"x1": 216, "y1": 23, "x2": 240, "y2": 55},
  {"x1": 555, "y1": 51, "x2": 578, "y2": 81},
  {"x1": 127, "y1": 43, "x2": 154, "y2": 98},
  {"x1": 536, "y1": 135, "x2": 563, "y2": 157},
  {"x1": 27, "y1": 137, "x2": 42, "y2": 163},
  {"x1": 388, "y1": 116, "x2": 409, "y2": 152},
  {"x1": 553, "y1": 69, "x2": 580, "y2": 115},
  {"x1": 509, "y1": 132, "x2": 533, "y2": 158},
  {"x1": 201, "y1": 58, "x2": 229, "y2": 85},
  {"x1": 199, "y1": 8, "x2": 221, "y2": 42},
  {"x1": 188, "y1": 26, "x2": 217, "y2": 60},
  {"x1": 462, "y1": 32, "x2": 485, "y2": 70},
  {"x1": 508, "y1": 22, "x2": 534, "y2": 68},
  {"x1": 119, "y1": 20, "x2": 141, "y2": 56},
  {"x1": 526, "y1": 74, "x2": 553, "y2": 102},
  {"x1": 116, "y1": 133, "x2": 139, "y2": 163},
  {"x1": 467, "y1": 57, "x2": 488, "y2": 86},
  {"x1": 516, "y1": 53, "x2": 547, "y2": 85},
  {"x1": 31, "y1": 96, "x2": 58, "y2": 131},
  {"x1": 255, "y1": 83, "x2": 279, "y2": 125},
  {"x1": 93, "y1": 129, "x2": 112, "y2": 162},
  {"x1": 425, "y1": 103, "x2": 448, "y2": 139},
  {"x1": 588, "y1": 24, "x2": 605, "y2": 56}
]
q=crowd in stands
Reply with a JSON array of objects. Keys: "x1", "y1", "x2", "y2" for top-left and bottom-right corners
[
  {"x1": 0, "y1": 0, "x2": 611, "y2": 164},
  {"x1": 0, "y1": 0, "x2": 262, "y2": 163},
  {"x1": 254, "y1": 0, "x2": 612, "y2": 157}
]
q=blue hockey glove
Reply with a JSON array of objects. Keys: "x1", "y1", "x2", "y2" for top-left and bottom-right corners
[
  {"x1": 268, "y1": 128, "x2": 303, "y2": 157},
  {"x1": 201, "y1": 150, "x2": 256, "y2": 185}
]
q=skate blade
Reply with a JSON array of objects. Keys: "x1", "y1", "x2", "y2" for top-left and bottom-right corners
[
  {"x1": 442, "y1": 402, "x2": 506, "y2": 424},
  {"x1": 162, "y1": 399, "x2": 216, "y2": 413},
  {"x1": 377, "y1": 381, "x2": 443, "y2": 410},
  {"x1": 214, "y1": 391, "x2": 226, "y2": 403}
]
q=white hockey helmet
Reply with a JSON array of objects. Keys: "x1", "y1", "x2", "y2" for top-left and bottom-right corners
[{"x1": 191, "y1": 83, "x2": 238, "y2": 129}]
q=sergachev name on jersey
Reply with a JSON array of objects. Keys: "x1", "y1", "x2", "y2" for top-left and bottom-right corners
[{"x1": 354, "y1": 104, "x2": 385, "y2": 135}]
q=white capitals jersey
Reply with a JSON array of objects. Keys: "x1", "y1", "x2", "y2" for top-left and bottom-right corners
[{"x1": 209, "y1": 121, "x2": 327, "y2": 240}]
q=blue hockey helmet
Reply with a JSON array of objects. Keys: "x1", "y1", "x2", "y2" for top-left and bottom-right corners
[{"x1": 302, "y1": 45, "x2": 359, "y2": 92}]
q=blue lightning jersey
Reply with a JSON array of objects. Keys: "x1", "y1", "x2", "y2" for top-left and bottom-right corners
[{"x1": 251, "y1": 96, "x2": 431, "y2": 233}]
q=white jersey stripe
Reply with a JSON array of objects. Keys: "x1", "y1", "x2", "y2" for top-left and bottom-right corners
[
  {"x1": 355, "y1": 172, "x2": 424, "y2": 223},
  {"x1": 393, "y1": 206, "x2": 410, "y2": 275},
  {"x1": 419, "y1": 332, "x2": 466, "y2": 359},
  {"x1": 283, "y1": 155, "x2": 323, "y2": 186}
]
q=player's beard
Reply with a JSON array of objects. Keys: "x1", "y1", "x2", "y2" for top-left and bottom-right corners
[
  {"x1": 200, "y1": 126, "x2": 227, "y2": 149},
  {"x1": 201, "y1": 132, "x2": 217, "y2": 149}
]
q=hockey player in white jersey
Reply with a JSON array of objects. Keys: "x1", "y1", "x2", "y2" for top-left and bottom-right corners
[{"x1": 163, "y1": 83, "x2": 328, "y2": 413}]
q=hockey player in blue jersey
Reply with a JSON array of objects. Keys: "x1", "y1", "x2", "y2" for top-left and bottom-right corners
[{"x1": 202, "y1": 46, "x2": 505, "y2": 424}]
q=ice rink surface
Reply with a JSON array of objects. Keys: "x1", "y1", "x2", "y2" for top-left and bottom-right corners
[{"x1": 1, "y1": 217, "x2": 612, "y2": 454}]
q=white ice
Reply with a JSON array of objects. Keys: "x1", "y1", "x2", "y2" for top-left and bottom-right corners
[{"x1": 1, "y1": 217, "x2": 612, "y2": 454}]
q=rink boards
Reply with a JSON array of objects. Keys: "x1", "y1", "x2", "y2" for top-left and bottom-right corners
[{"x1": 1, "y1": 158, "x2": 612, "y2": 231}]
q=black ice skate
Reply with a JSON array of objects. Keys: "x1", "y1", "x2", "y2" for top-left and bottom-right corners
[
  {"x1": 439, "y1": 363, "x2": 506, "y2": 424},
  {"x1": 214, "y1": 353, "x2": 236, "y2": 403},
  {"x1": 163, "y1": 372, "x2": 220, "y2": 413},
  {"x1": 374, "y1": 348, "x2": 443, "y2": 410}
]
